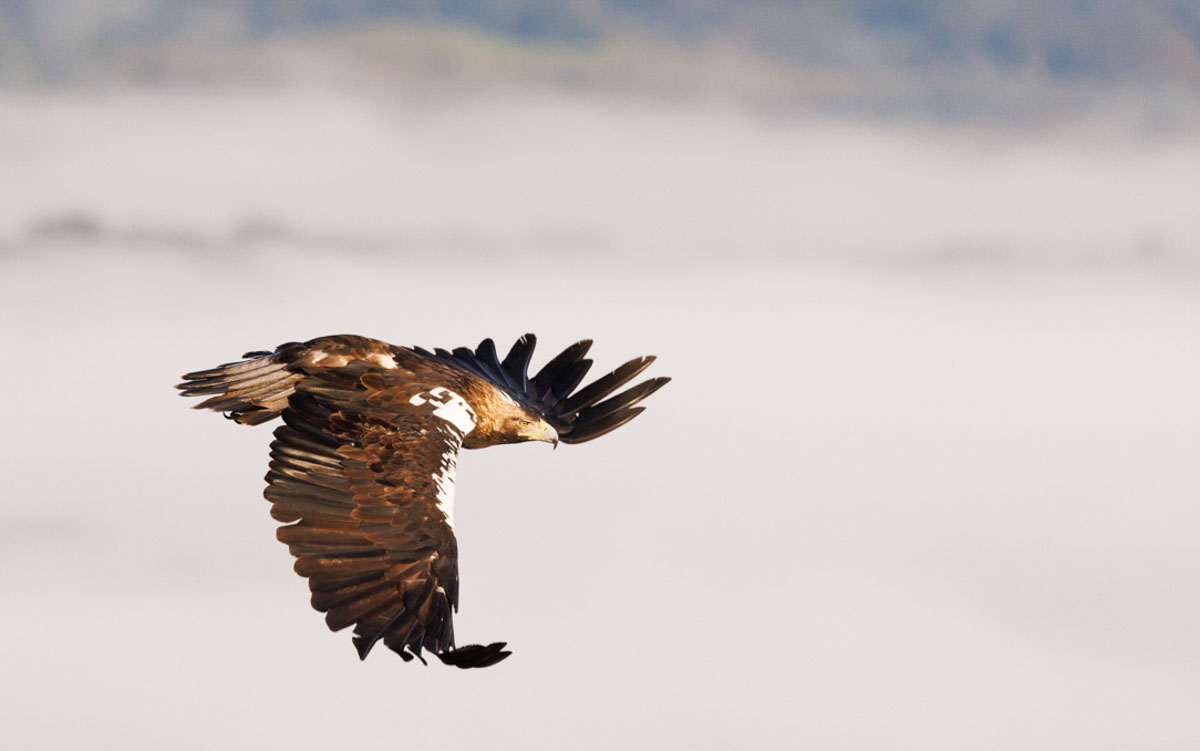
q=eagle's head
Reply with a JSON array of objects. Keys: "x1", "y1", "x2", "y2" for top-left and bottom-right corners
[
  {"x1": 511, "y1": 412, "x2": 559, "y2": 447},
  {"x1": 463, "y1": 383, "x2": 559, "y2": 449}
]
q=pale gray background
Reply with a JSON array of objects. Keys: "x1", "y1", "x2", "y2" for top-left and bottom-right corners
[{"x1": 3, "y1": 4, "x2": 1200, "y2": 749}]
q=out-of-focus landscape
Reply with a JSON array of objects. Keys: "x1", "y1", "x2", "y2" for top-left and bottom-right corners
[{"x1": 2, "y1": 3, "x2": 1199, "y2": 750}]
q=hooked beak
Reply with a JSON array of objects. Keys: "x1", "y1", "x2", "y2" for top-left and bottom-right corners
[
  {"x1": 519, "y1": 418, "x2": 559, "y2": 448},
  {"x1": 536, "y1": 421, "x2": 559, "y2": 449}
]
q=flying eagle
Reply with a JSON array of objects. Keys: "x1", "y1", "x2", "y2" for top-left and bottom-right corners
[{"x1": 177, "y1": 334, "x2": 668, "y2": 668}]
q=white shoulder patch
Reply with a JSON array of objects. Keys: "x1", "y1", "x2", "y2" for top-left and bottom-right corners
[
  {"x1": 307, "y1": 350, "x2": 350, "y2": 367},
  {"x1": 367, "y1": 352, "x2": 398, "y2": 368},
  {"x1": 408, "y1": 387, "x2": 477, "y2": 435}
]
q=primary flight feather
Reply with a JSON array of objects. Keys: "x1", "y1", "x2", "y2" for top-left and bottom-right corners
[{"x1": 177, "y1": 334, "x2": 668, "y2": 669}]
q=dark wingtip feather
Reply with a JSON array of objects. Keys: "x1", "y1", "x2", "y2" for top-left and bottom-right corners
[
  {"x1": 561, "y1": 406, "x2": 647, "y2": 444},
  {"x1": 531, "y1": 339, "x2": 593, "y2": 398},
  {"x1": 556, "y1": 355, "x2": 657, "y2": 416},
  {"x1": 423, "y1": 335, "x2": 666, "y2": 444},
  {"x1": 436, "y1": 642, "x2": 512, "y2": 669},
  {"x1": 551, "y1": 359, "x2": 593, "y2": 399},
  {"x1": 352, "y1": 635, "x2": 373, "y2": 661},
  {"x1": 573, "y1": 377, "x2": 670, "y2": 428},
  {"x1": 474, "y1": 338, "x2": 514, "y2": 389},
  {"x1": 501, "y1": 334, "x2": 537, "y2": 390},
  {"x1": 477, "y1": 338, "x2": 499, "y2": 363}
]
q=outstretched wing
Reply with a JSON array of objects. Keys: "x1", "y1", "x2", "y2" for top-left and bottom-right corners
[
  {"x1": 412, "y1": 334, "x2": 670, "y2": 444},
  {"x1": 176, "y1": 335, "x2": 407, "y2": 426},
  {"x1": 267, "y1": 362, "x2": 508, "y2": 668}
]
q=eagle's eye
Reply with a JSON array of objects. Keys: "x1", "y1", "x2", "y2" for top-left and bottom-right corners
[{"x1": 517, "y1": 418, "x2": 532, "y2": 427}]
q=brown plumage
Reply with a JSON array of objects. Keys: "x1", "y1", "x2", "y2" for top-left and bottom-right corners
[{"x1": 177, "y1": 334, "x2": 668, "y2": 668}]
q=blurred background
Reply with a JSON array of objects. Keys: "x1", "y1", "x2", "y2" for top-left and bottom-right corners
[{"x1": 2, "y1": 2, "x2": 1199, "y2": 749}]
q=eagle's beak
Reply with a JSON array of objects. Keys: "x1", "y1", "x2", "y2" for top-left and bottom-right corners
[{"x1": 537, "y1": 421, "x2": 559, "y2": 449}]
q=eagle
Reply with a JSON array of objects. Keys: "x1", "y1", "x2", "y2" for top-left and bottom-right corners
[{"x1": 176, "y1": 334, "x2": 668, "y2": 668}]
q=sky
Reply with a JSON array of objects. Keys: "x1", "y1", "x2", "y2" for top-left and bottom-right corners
[{"x1": 2, "y1": 5, "x2": 1199, "y2": 750}]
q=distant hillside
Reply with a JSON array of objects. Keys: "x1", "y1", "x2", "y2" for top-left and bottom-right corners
[{"x1": 2, "y1": 1, "x2": 1199, "y2": 122}]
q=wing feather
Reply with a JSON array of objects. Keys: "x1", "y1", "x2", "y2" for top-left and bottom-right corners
[
  {"x1": 556, "y1": 356, "x2": 656, "y2": 416},
  {"x1": 564, "y1": 406, "x2": 647, "y2": 443},
  {"x1": 531, "y1": 339, "x2": 593, "y2": 398},
  {"x1": 500, "y1": 334, "x2": 536, "y2": 391},
  {"x1": 261, "y1": 365, "x2": 508, "y2": 668},
  {"x1": 418, "y1": 335, "x2": 668, "y2": 445},
  {"x1": 179, "y1": 332, "x2": 666, "y2": 667}
]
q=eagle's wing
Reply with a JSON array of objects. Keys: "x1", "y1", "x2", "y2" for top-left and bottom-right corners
[
  {"x1": 267, "y1": 362, "x2": 509, "y2": 668},
  {"x1": 413, "y1": 334, "x2": 670, "y2": 443}
]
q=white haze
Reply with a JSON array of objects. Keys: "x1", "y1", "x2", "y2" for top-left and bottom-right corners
[
  {"x1": 1, "y1": 89, "x2": 1199, "y2": 750},
  {"x1": 2, "y1": 89, "x2": 1199, "y2": 263}
]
